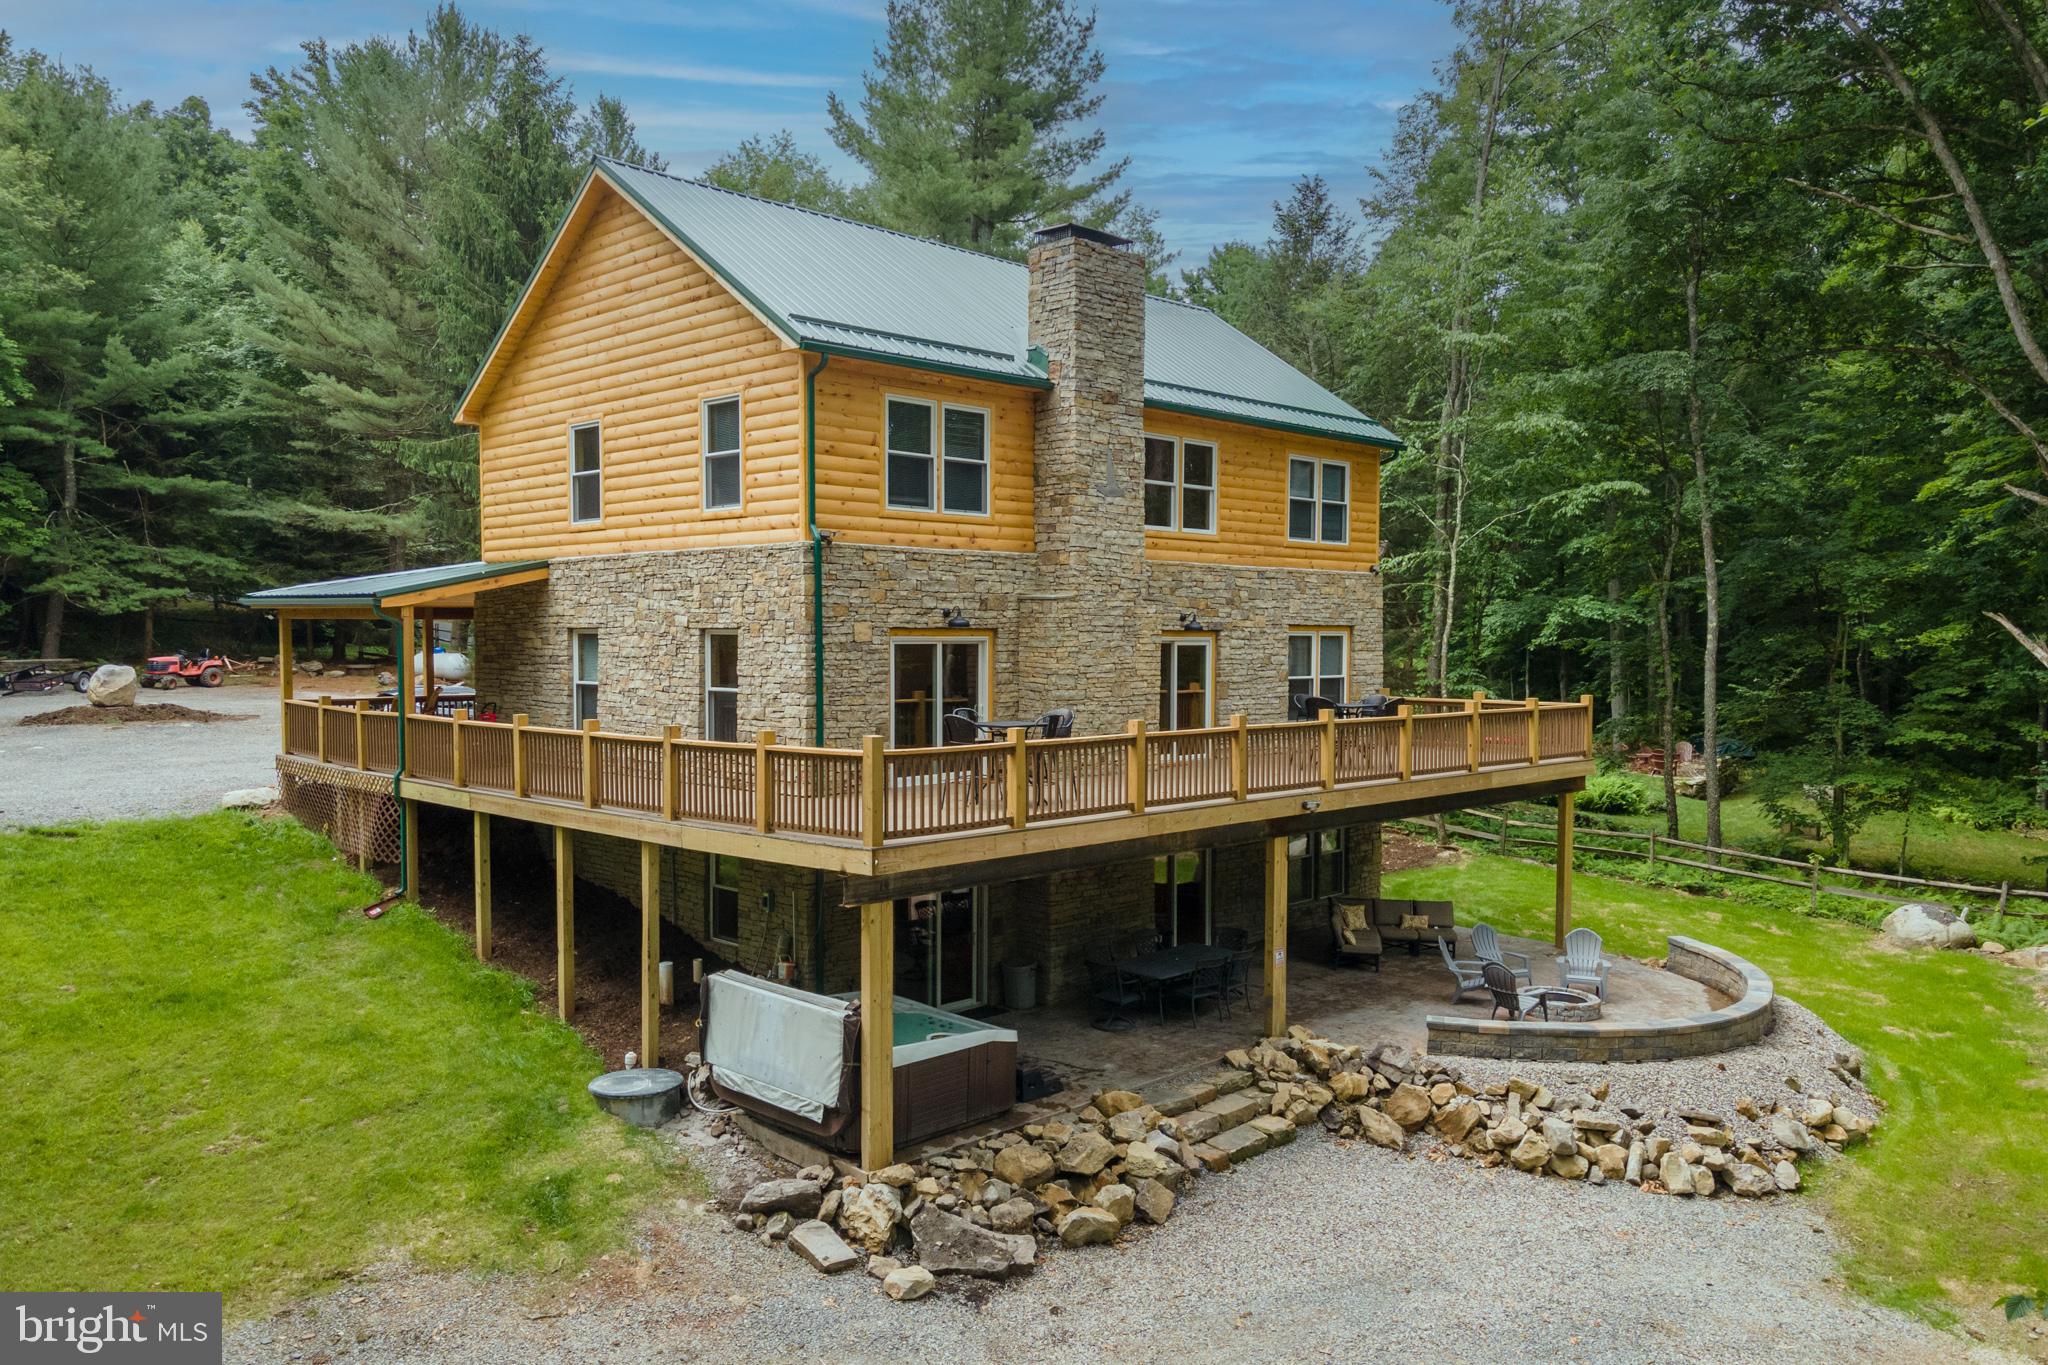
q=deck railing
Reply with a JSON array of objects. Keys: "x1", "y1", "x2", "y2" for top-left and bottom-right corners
[{"x1": 279, "y1": 692, "x2": 1594, "y2": 847}]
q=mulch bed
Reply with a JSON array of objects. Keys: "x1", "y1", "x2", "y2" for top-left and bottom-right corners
[
  {"x1": 1383, "y1": 827, "x2": 1462, "y2": 872},
  {"x1": 411, "y1": 808, "x2": 704, "y2": 1069},
  {"x1": 20, "y1": 702, "x2": 247, "y2": 727}
]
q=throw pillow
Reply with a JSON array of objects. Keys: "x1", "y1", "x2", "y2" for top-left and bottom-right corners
[
  {"x1": 1339, "y1": 926, "x2": 1356, "y2": 946},
  {"x1": 1399, "y1": 913, "x2": 1431, "y2": 931},
  {"x1": 1340, "y1": 903, "x2": 1367, "y2": 932}
]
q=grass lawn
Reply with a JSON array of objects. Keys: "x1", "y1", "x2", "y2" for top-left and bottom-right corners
[
  {"x1": 1598, "y1": 771, "x2": 2048, "y2": 890},
  {"x1": 0, "y1": 813, "x2": 680, "y2": 1312},
  {"x1": 1385, "y1": 853, "x2": 2048, "y2": 1323}
]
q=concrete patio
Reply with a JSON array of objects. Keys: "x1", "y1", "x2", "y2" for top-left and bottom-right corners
[{"x1": 924, "y1": 929, "x2": 1722, "y2": 1154}]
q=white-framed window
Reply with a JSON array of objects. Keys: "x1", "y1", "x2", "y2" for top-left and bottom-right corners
[
  {"x1": 702, "y1": 396, "x2": 742, "y2": 511},
  {"x1": 571, "y1": 631, "x2": 599, "y2": 724},
  {"x1": 891, "y1": 635, "x2": 988, "y2": 747},
  {"x1": 709, "y1": 853, "x2": 741, "y2": 945},
  {"x1": 704, "y1": 630, "x2": 738, "y2": 741},
  {"x1": 1157, "y1": 637, "x2": 1214, "y2": 730},
  {"x1": 569, "y1": 422, "x2": 602, "y2": 524},
  {"x1": 1288, "y1": 629, "x2": 1349, "y2": 714},
  {"x1": 1142, "y1": 434, "x2": 1217, "y2": 533},
  {"x1": 885, "y1": 395, "x2": 988, "y2": 515},
  {"x1": 1287, "y1": 456, "x2": 1349, "y2": 544}
]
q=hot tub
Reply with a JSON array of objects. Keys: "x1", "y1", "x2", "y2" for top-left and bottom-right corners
[{"x1": 700, "y1": 972, "x2": 1016, "y2": 1151}]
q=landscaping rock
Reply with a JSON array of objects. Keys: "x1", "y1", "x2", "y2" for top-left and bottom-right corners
[
  {"x1": 1880, "y1": 902, "x2": 1975, "y2": 950},
  {"x1": 1095, "y1": 1089, "x2": 1145, "y2": 1116},
  {"x1": 1765, "y1": 1114, "x2": 1815, "y2": 1153},
  {"x1": 1773, "y1": 1160, "x2": 1801, "y2": 1192},
  {"x1": 872, "y1": 1163, "x2": 918, "y2": 1188},
  {"x1": 910, "y1": 1205, "x2": 1022, "y2": 1278},
  {"x1": 1057, "y1": 1206, "x2": 1120, "y2": 1247},
  {"x1": 1548, "y1": 1153, "x2": 1589, "y2": 1180},
  {"x1": 1659, "y1": 1152, "x2": 1693, "y2": 1194},
  {"x1": 1594, "y1": 1144, "x2": 1628, "y2": 1179},
  {"x1": 788, "y1": 1219, "x2": 859, "y2": 1272},
  {"x1": 1056, "y1": 1129, "x2": 1116, "y2": 1176},
  {"x1": 1435, "y1": 1099, "x2": 1482, "y2": 1143},
  {"x1": 1131, "y1": 1177, "x2": 1175, "y2": 1225},
  {"x1": 1509, "y1": 1132, "x2": 1551, "y2": 1172},
  {"x1": 1121, "y1": 1143, "x2": 1176, "y2": 1181},
  {"x1": 1209, "y1": 1124, "x2": 1270, "y2": 1164},
  {"x1": 838, "y1": 1183, "x2": 902, "y2": 1254},
  {"x1": 1383, "y1": 1083, "x2": 1433, "y2": 1130},
  {"x1": 865, "y1": 1255, "x2": 902, "y2": 1280},
  {"x1": 883, "y1": 1266, "x2": 937, "y2": 1302},
  {"x1": 739, "y1": 1178, "x2": 826, "y2": 1218},
  {"x1": 1724, "y1": 1163, "x2": 1775, "y2": 1199},
  {"x1": 1356, "y1": 1106, "x2": 1406, "y2": 1150},
  {"x1": 993, "y1": 1144, "x2": 1054, "y2": 1188},
  {"x1": 220, "y1": 786, "x2": 279, "y2": 809},
  {"x1": 761, "y1": 1212, "x2": 795, "y2": 1240},
  {"x1": 1108, "y1": 1110, "x2": 1149, "y2": 1143},
  {"x1": 1096, "y1": 1183, "x2": 1135, "y2": 1224},
  {"x1": 86, "y1": 664, "x2": 138, "y2": 707},
  {"x1": 989, "y1": 1197, "x2": 1035, "y2": 1233}
]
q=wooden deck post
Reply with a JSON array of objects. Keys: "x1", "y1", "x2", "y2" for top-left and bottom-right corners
[
  {"x1": 397, "y1": 607, "x2": 415, "y2": 773},
  {"x1": 316, "y1": 695, "x2": 332, "y2": 763},
  {"x1": 1126, "y1": 719, "x2": 1147, "y2": 814},
  {"x1": 1320, "y1": 710, "x2": 1337, "y2": 790},
  {"x1": 859, "y1": 899, "x2": 895, "y2": 1172},
  {"x1": 277, "y1": 615, "x2": 294, "y2": 751},
  {"x1": 1397, "y1": 704, "x2": 1413, "y2": 780},
  {"x1": 1264, "y1": 834, "x2": 1289, "y2": 1037},
  {"x1": 512, "y1": 714, "x2": 529, "y2": 797},
  {"x1": 403, "y1": 798, "x2": 420, "y2": 894},
  {"x1": 1228, "y1": 713, "x2": 1248, "y2": 801},
  {"x1": 757, "y1": 730, "x2": 777, "y2": 834},
  {"x1": 662, "y1": 725, "x2": 681, "y2": 821},
  {"x1": 554, "y1": 825, "x2": 575, "y2": 1020},
  {"x1": 640, "y1": 841, "x2": 661, "y2": 1067},
  {"x1": 472, "y1": 810, "x2": 492, "y2": 959},
  {"x1": 352, "y1": 700, "x2": 367, "y2": 769},
  {"x1": 1526, "y1": 696, "x2": 1541, "y2": 765},
  {"x1": 1578, "y1": 693, "x2": 1596, "y2": 757},
  {"x1": 1007, "y1": 727, "x2": 1029, "y2": 829},
  {"x1": 1554, "y1": 790, "x2": 1575, "y2": 948},
  {"x1": 581, "y1": 718, "x2": 600, "y2": 808},
  {"x1": 451, "y1": 708, "x2": 468, "y2": 788},
  {"x1": 861, "y1": 735, "x2": 886, "y2": 848},
  {"x1": 1467, "y1": 692, "x2": 1483, "y2": 773}
]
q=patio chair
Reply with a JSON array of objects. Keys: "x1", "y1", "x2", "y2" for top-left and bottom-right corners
[
  {"x1": 1087, "y1": 959, "x2": 1145, "y2": 1032},
  {"x1": 1438, "y1": 934, "x2": 1490, "y2": 1004},
  {"x1": 1482, "y1": 960, "x2": 1550, "y2": 1021},
  {"x1": 1165, "y1": 959, "x2": 1229, "y2": 1022},
  {"x1": 1039, "y1": 708, "x2": 1075, "y2": 739},
  {"x1": 1470, "y1": 922, "x2": 1533, "y2": 986},
  {"x1": 1223, "y1": 946, "x2": 1255, "y2": 1006},
  {"x1": 1328, "y1": 898, "x2": 1382, "y2": 972},
  {"x1": 1215, "y1": 926, "x2": 1250, "y2": 951},
  {"x1": 940, "y1": 711, "x2": 984, "y2": 746},
  {"x1": 1557, "y1": 927, "x2": 1611, "y2": 998},
  {"x1": 1294, "y1": 693, "x2": 1337, "y2": 720}
]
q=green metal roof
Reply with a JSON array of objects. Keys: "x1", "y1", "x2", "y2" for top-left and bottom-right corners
[
  {"x1": 237, "y1": 560, "x2": 548, "y2": 610},
  {"x1": 573, "y1": 158, "x2": 1400, "y2": 448}
]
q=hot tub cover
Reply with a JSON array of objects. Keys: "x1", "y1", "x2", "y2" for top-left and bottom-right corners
[{"x1": 701, "y1": 971, "x2": 850, "y2": 1123}]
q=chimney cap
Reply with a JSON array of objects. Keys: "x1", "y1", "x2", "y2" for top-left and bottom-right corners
[{"x1": 1032, "y1": 221, "x2": 1134, "y2": 249}]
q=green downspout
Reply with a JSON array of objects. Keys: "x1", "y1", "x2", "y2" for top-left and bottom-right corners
[
  {"x1": 370, "y1": 602, "x2": 410, "y2": 897},
  {"x1": 805, "y1": 352, "x2": 831, "y2": 989}
]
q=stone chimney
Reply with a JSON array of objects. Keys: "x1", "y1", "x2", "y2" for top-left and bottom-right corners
[{"x1": 1026, "y1": 223, "x2": 1146, "y2": 566}]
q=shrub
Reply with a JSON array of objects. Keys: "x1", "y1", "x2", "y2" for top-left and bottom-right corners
[{"x1": 1577, "y1": 771, "x2": 1652, "y2": 816}]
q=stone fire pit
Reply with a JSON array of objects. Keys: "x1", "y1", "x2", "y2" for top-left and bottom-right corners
[{"x1": 1534, "y1": 987, "x2": 1602, "y2": 1022}]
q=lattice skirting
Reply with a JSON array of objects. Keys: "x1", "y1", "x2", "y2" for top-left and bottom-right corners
[{"x1": 277, "y1": 756, "x2": 399, "y2": 865}]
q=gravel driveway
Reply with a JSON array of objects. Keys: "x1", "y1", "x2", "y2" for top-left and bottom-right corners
[
  {"x1": 225, "y1": 1121, "x2": 2001, "y2": 1364},
  {"x1": 0, "y1": 682, "x2": 292, "y2": 827}
]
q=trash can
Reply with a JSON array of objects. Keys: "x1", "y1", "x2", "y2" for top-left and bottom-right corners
[{"x1": 1002, "y1": 962, "x2": 1038, "y2": 1011}]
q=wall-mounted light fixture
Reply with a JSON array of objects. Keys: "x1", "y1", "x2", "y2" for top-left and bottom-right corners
[
  {"x1": 942, "y1": 607, "x2": 972, "y2": 629},
  {"x1": 1301, "y1": 799, "x2": 1322, "y2": 812},
  {"x1": 1177, "y1": 610, "x2": 1207, "y2": 632}
]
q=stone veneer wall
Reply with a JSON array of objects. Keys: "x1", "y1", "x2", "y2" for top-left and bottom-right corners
[{"x1": 1425, "y1": 935, "x2": 1776, "y2": 1063}]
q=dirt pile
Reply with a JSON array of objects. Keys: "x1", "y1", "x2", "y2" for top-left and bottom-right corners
[{"x1": 19, "y1": 703, "x2": 245, "y2": 727}]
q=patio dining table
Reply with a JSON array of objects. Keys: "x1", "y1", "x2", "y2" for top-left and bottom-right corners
[
  {"x1": 1116, "y1": 943, "x2": 1233, "y2": 984},
  {"x1": 971, "y1": 717, "x2": 1048, "y2": 738}
]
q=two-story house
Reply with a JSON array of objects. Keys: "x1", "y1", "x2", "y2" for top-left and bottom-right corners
[{"x1": 244, "y1": 158, "x2": 1593, "y2": 1169}]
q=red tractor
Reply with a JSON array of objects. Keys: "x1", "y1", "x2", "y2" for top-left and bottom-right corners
[{"x1": 143, "y1": 649, "x2": 232, "y2": 689}]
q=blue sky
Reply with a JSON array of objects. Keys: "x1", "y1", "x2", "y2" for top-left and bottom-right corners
[{"x1": 0, "y1": 0, "x2": 1457, "y2": 268}]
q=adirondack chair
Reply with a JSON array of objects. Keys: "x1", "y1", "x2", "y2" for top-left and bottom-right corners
[
  {"x1": 1470, "y1": 922, "x2": 1533, "y2": 986},
  {"x1": 1482, "y1": 960, "x2": 1549, "y2": 1021},
  {"x1": 1557, "y1": 927, "x2": 1611, "y2": 998},
  {"x1": 1438, "y1": 934, "x2": 1489, "y2": 1004}
]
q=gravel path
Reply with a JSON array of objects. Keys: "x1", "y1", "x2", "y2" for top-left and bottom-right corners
[
  {"x1": 0, "y1": 683, "x2": 288, "y2": 827},
  {"x1": 225, "y1": 1118, "x2": 2000, "y2": 1364}
]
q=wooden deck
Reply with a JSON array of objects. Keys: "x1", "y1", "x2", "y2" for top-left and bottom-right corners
[{"x1": 279, "y1": 694, "x2": 1594, "y2": 882}]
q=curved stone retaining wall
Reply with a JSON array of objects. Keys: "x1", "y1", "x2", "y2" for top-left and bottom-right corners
[{"x1": 1426, "y1": 934, "x2": 1774, "y2": 1063}]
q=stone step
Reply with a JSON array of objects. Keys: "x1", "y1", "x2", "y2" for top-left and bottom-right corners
[{"x1": 1207, "y1": 1123, "x2": 1272, "y2": 1165}]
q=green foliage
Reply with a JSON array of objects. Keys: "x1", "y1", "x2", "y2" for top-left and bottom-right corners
[
  {"x1": 1576, "y1": 770, "x2": 1653, "y2": 815},
  {"x1": 0, "y1": 813, "x2": 679, "y2": 1308},
  {"x1": 703, "y1": 129, "x2": 860, "y2": 215}
]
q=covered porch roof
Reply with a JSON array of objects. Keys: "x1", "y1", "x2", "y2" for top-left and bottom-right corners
[{"x1": 238, "y1": 559, "x2": 548, "y2": 617}]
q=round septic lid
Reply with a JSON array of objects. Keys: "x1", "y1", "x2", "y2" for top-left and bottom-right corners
[{"x1": 588, "y1": 1067, "x2": 684, "y2": 1099}]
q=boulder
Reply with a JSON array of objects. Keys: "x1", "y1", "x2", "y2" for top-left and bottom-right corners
[
  {"x1": 993, "y1": 1144, "x2": 1055, "y2": 1188},
  {"x1": 1880, "y1": 902, "x2": 1976, "y2": 950},
  {"x1": 220, "y1": 786, "x2": 279, "y2": 809},
  {"x1": 1509, "y1": 1132, "x2": 1552, "y2": 1172},
  {"x1": 1120, "y1": 1143, "x2": 1176, "y2": 1182},
  {"x1": 1108, "y1": 1110, "x2": 1149, "y2": 1143},
  {"x1": 989, "y1": 1197, "x2": 1035, "y2": 1233},
  {"x1": 1540, "y1": 1116, "x2": 1578, "y2": 1154},
  {"x1": 1658, "y1": 1151, "x2": 1693, "y2": 1194},
  {"x1": 761, "y1": 1212, "x2": 795, "y2": 1240},
  {"x1": 1095, "y1": 1090, "x2": 1145, "y2": 1116},
  {"x1": 1547, "y1": 1153, "x2": 1589, "y2": 1180},
  {"x1": 1765, "y1": 1114, "x2": 1815, "y2": 1154},
  {"x1": 1131, "y1": 1177, "x2": 1175, "y2": 1225},
  {"x1": 788, "y1": 1219, "x2": 859, "y2": 1272},
  {"x1": 1057, "y1": 1207, "x2": 1119, "y2": 1247},
  {"x1": 740, "y1": 1178, "x2": 826, "y2": 1217},
  {"x1": 883, "y1": 1266, "x2": 937, "y2": 1302},
  {"x1": 839, "y1": 1183, "x2": 902, "y2": 1254},
  {"x1": 1095, "y1": 1183, "x2": 1135, "y2": 1225},
  {"x1": 872, "y1": 1163, "x2": 918, "y2": 1188},
  {"x1": 1772, "y1": 1160, "x2": 1801, "y2": 1192},
  {"x1": 1383, "y1": 1083, "x2": 1434, "y2": 1130},
  {"x1": 910, "y1": 1205, "x2": 1022, "y2": 1278},
  {"x1": 1692, "y1": 1166, "x2": 1717, "y2": 1197},
  {"x1": 1356, "y1": 1106, "x2": 1406, "y2": 1150},
  {"x1": 1056, "y1": 1129, "x2": 1116, "y2": 1176},
  {"x1": 865, "y1": 1255, "x2": 902, "y2": 1280},
  {"x1": 1593, "y1": 1144, "x2": 1629, "y2": 1179},
  {"x1": 1434, "y1": 1099, "x2": 1483, "y2": 1144},
  {"x1": 1723, "y1": 1163, "x2": 1775, "y2": 1199},
  {"x1": 85, "y1": 664, "x2": 139, "y2": 707}
]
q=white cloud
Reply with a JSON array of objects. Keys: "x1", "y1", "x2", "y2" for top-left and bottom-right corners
[{"x1": 552, "y1": 50, "x2": 845, "y2": 88}]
